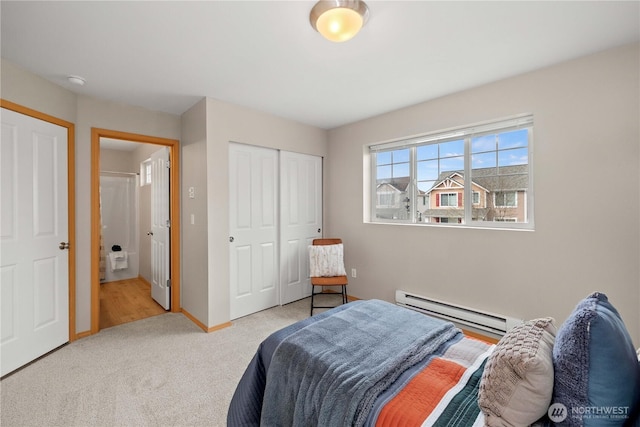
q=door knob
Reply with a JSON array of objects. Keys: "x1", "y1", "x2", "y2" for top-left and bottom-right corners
[
  {"x1": 229, "y1": 236, "x2": 234, "y2": 242},
  {"x1": 59, "y1": 242, "x2": 70, "y2": 250},
  {"x1": 147, "y1": 231, "x2": 153, "y2": 236}
]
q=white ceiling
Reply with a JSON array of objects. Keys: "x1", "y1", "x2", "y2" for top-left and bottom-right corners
[{"x1": 2, "y1": 1, "x2": 639, "y2": 130}]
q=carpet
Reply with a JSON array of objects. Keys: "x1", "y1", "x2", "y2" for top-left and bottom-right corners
[{"x1": 0, "y1": 298, "x2": 311, "y2": 427}]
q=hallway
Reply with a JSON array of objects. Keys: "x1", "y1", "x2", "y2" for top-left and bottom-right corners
[{"x1": 99, "y1": 277, "x2": 166, "y2": 329}]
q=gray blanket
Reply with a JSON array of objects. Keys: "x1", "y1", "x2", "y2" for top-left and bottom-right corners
[{"x1": 260, "y1": 299, "x2": 459, "y2": 427}]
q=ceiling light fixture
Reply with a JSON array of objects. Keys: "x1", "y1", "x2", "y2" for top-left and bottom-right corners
[
  {"x1": 310, "y1": 0, "x2": 369, "y2": 43},
  {"x1": 67, "y1": 75, "x2": 86, "y2": 86}
]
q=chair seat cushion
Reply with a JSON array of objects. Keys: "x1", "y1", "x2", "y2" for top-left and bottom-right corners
[{"x1": 311, "y1": 276, "x2": 348, "y2": 286}]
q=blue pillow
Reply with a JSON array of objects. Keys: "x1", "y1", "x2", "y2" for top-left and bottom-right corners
[{"x1": 552, "y1": 292, "x2": 640, "y2": 427}]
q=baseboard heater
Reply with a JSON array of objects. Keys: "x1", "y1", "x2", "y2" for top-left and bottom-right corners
[{"x1": 395, "y1": 290, "x2": 522, "y2": 338}]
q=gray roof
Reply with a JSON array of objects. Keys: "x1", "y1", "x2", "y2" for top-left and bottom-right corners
[
  {"x1": 428, "y1": 165, "x2": 528, "y2": 193},
  {"x1": 377, "y1": 177, "x2": 426, "y2": 195},
  {"x1": 377, "y1": 177, "x2": 410, "y2": 192}
]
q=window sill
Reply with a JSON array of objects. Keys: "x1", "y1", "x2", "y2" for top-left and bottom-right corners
[{"x1": 365, "y1": 219, "x2": 534, "y2": 232}]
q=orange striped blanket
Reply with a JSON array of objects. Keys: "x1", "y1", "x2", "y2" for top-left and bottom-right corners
[{"x1": 369, "y1": 335, "x2": 494, "y2": 426}]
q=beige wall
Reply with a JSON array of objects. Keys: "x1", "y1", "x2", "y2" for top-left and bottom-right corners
[
  {"x1": 181, "y1": 99, "x2": 209, "y2": 323},
  {"x1": 1, "y1": 61, "x2": 77, "y2": 123},
  {"x1": 131, "y1": 143, "x2": 162, "y2": 284},
  {"x1": 2, "y1": 57, "x2": 328, "y2": 333},
  {"x1": 327, "y1": 43, "x2": 640, "y2": 344},
  {"x1": 204, "y1": 98, "x2": 328, "y2": 327},
  {"x1": 2, "y1": 59, "x2": 183, "y2": 333},
  {"x1": 73, "y1": 97, "x2": 181, "y2": 333},
  {"x1": 4, "y1": 42, "x2": 639, "y2": 343},
  {"x1": 100, "y1": 148, "x2": 134, "y2": 173}
]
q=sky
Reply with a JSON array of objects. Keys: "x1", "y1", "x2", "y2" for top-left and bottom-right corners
[{"x1": 376, "y1": 129, "x2": 529, "y2": 192}]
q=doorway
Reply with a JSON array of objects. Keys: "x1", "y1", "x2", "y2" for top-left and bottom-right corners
[
  {"x1": 99, "y1": 278, "x2": 166, "y2": 328},
  {"x1": 90, "y1": 128, "x2": 180, "y2": 334}
]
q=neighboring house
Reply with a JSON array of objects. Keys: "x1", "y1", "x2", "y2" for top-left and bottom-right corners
[
  {"x1": 376, "y1": 165, "x2": 528, "y2": 224},
  {"x1": 376, "y1": 177, "x2": 427, "y2": 220},
  {"x1": 423, "y1": 165, "x2": 528, "y2": 224}
]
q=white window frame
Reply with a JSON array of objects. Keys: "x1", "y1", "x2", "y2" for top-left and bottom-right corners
[
  {"x1": 140, "y1": 158, "x2": 152, "y2": 186},
  {"x1": 368, "y1": 114, "x2": 534, "y2": 230},
  {"x1": 440, "y1": 193, "x2": 458, "y2": 207},
  {"x1": 494, "y1": 191, "x2": 517, "y2": 208},
  {"x1": 377, "y1": 190, "x2": 396, "y2": 208},
  {"x1": 472, "y1": 191, "x2": 480, "y2": 205}
]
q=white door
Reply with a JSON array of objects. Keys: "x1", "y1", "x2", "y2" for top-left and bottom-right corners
[
  {"x1": 150, "y1": 147, "x2": 170, "y2": 310},
  {"x1": 280, "y1": 152, "x2": 322, "y2": 304},
  {"x1": 229, "y1": 143, "x2": 278, "y2": 319},
  {"x1": 1, "y1": 108, "x2": 69, "y2": 376}
]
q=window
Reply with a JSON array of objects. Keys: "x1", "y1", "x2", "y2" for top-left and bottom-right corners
[
  {"x1": 140, "y1": 159, "x2": 152, "y2": 186},
  {"x1": 369, "y1": 114, "x2": 533, "y2": 229},
  {"x1": 494, "y1": 191, "x2": 516, "y2": 207},
  {"x1": 440, "y1": 193, "x2": 458, "y2": 207},
  {"x1": 378, "y1": 191, "x2": 396, "y2": 207}
]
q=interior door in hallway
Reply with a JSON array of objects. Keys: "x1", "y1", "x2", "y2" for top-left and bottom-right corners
[
  {"x1": 150, "y1": 146, "x2": 170, "y2": 310},
  {"x1": 1, "y1": 108, "x2": 69, "y2": 376},
  {"x1": 280, "y1": 151, "x2": 322, "y2": 305},
  {"x1": 229, "y1": 143, "x2": 278, "y2": 319}
]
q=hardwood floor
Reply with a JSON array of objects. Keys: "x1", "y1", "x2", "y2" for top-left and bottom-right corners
[{"x1": 99, "y1": 277, "x2": 167, "y2": 329}]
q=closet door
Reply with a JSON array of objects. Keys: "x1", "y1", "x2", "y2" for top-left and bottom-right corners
[
  {"x1": 280, "y1": 151, "x2": 322, "y2": 305},
  {"x1": 229, "y1": 143, "x2": 278, "y2": 319}
]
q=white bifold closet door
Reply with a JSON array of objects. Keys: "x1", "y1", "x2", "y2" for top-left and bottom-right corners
[
  {"x1": 279, "y1": 150, "x2": 322, "y2": 305},
  {"x1": 229, "y1": 143, "x2": 322, "y2": 320}
]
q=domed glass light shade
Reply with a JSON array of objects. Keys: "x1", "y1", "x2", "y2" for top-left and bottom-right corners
[{"x1": 310, "y1": 0, "x2": 370, "y2": 42}]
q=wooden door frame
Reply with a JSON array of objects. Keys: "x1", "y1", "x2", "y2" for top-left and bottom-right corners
[
  {"x1": 0, "y1": 99, "x2": 77, "y2": 341},
  {"x1": 90, "y1": 128, "x2": 180, "y2": 334}
]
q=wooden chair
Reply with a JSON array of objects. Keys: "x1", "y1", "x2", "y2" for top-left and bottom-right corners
[{"x1": 309, "y1": 238, "x2": 348, "y2": 315}]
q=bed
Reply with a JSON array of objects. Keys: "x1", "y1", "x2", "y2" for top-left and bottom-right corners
[{"x1": 227, "y1": 294, "x2": 640, "y2": 427}]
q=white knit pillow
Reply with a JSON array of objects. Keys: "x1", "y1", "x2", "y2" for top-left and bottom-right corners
[
  {"x1": 478, "y1": 317, "x2": 556, "y2": 427},
  {"x1": 308, "y1": 244, "x2": 346, "y2": 277}
]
